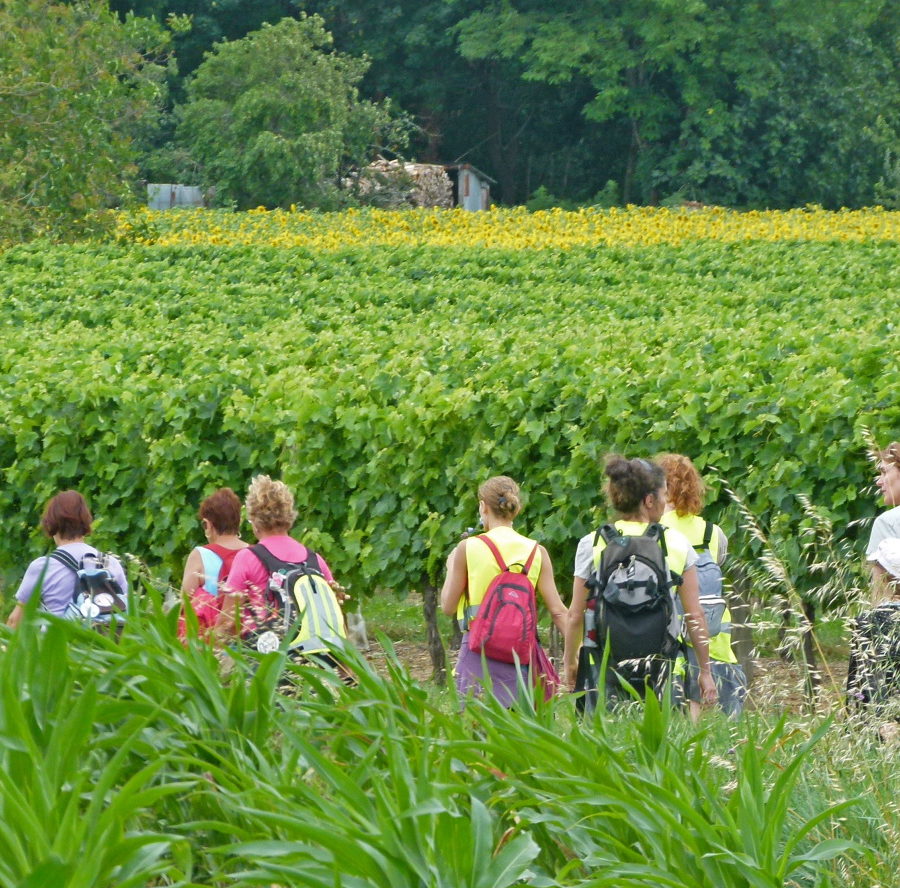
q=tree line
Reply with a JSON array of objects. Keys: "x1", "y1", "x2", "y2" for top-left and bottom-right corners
[{"x1": 2, "y1": 0, "x2": 899, "y2": 238}]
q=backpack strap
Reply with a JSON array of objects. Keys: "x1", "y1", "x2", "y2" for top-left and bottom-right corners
[
  {"x1": 645, "y1": 523, "x2": 682, "y2": 586},
  {"x1": 522, "y1": 542, "x2": 540, "y2": 574},
  {"x1": 50, "y1": 549, "x2": 81, "y2": 573},
  {"x1": 251, "y1": 542, "x2": 321, "y2": 575},
  {"x1": 50, "y1": 549, "x2": 84, "y2": 605},
  {"x1": 701, "y1": 520, "x2": 713, "y2": 550},
  {"x1": 597, "y1": 524, "x2": 619, "y2": 547},
  {"x1": 476, "y1": 535, "x2": 508, "y2": 572},
  {"x1": 645, "y1": 522, "x2": 669, "y2": 560}
]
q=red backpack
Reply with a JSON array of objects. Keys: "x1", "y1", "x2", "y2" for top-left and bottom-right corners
[{"x1": 467, "y1": 535, "x2": 539, "y2": 665}]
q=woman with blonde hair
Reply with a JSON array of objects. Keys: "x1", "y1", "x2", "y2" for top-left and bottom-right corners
[
  {"x1": 223, "y1": 475, "x2": 342, "y2": 645},
  {"x1": 440, "y1": 475, "x2": 567, "y2": 707},
  {"x1": 657, "y1": 453, "x2": 746, "y2": 718}
]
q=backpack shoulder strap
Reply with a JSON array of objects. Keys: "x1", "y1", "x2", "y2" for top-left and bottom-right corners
[
  {"x1": 701, "y1": 520, "x2": 713, "y2": 550},
  {"x1": 252, "y1": 542, "x2": 321, "y2": 575},
  {"x1": 250, "y1": 542, "x2": 296, "y2": 574},
  {"x1": 522, "y1": 542, "x2": 540, "y2": 575},
  {"x1": 646, "y1": 522, "x2": 669, "y2": 559},
  {"x1": 301, "y1": 546, "x2": 324, "y2": 575},
  {"x1": 597, "y1": 524, "x2": 618, "y2": 546},
  {"x1": 476, "y1": 534, "x2": 508, "y2": 572},
  {"x1": 50, "y1": 549, "x2": 81, "y2": 572}
]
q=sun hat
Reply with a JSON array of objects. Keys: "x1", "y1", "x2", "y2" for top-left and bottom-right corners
[{"x1": 873, "y1": 538, "x2": 900, "y2": 580}]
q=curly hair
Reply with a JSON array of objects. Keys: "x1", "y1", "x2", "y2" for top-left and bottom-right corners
[
  {"x1": 656, "y1": 453, "x2": 705, "y2": 516},
  {"x1": 245, "y1": 475, "x2": 297, "y2": 534},
  {"x1": 478, "y1": 476, "x2": 522, "y2": 520},
  {"x1": 603, "y1": 455, "x2": 666, "y2": 515},
  {"x1": 881, "y1": 442, "x2": 900, "y2": 470}
]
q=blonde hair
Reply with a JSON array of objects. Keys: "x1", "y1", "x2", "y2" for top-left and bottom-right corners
[
  {"x1": 245, "y1": 475, "x2": 297, "y2": 533},
  {"x1": 478, "y1": 476, "x2": 522, "y2": 520},
  {"x1": 881, "y1": 442, "x2": 900, "y2": 471}
]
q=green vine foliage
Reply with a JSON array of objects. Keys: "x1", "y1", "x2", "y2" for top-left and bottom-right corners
[{"x1": 0, "y1": 238, "x2": 897, "y2": 594}]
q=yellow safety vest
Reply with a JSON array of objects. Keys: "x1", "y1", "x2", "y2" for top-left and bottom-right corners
[
  {"x1": 660, "y1": 511, "x2": 737, "y2": 664},
  {"x1": 458, "y1": 526, "x2": 542, "y2": 626}
]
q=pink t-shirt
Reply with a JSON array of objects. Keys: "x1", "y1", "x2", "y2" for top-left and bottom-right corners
[{"x1": 226, "y1": 535, "x2": 335, "y2": 636}]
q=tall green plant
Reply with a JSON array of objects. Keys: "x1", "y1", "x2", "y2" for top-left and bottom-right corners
[
  {"x1": 724, "y1": 478, "x2": 868, "y2": 696},
  {"x1": 0, "y1": 619, "x2": 194, "y2": 886},
  {"x1": 0, "y1": 595, "x2": 885, "y2": 887}
]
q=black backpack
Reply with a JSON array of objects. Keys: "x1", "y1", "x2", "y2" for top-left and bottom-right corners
[
  {"x1": 50, "y1": 549, "x2": 128, "y2": 628},
  {"x1": 846, "y1": 602, "x2": 900, "y2": 713},
  {"x1": 585, "y1": 524, "x2": 679, "y2": 664}
]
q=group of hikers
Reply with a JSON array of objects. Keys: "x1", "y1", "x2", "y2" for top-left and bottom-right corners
[
  {"x1": 440, "y1": 454, "x2": 743, "y2": 715},
  {"x1": 6, "y1": 446, "x2": 900, "y2": 722}
]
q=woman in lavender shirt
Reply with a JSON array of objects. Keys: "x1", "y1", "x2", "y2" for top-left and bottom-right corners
[{"x1": 6, "y1": 490, "x2": 128, "y2": 628}]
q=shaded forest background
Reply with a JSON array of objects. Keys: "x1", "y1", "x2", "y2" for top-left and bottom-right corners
[
  {"x1": 2, "y1": 0, "x2": 899, "y2": 238},
  {"x1": 114, "y1": 0, "x2": 900, "y2": 206}
]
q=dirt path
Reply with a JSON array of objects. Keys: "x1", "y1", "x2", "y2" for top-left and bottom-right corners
[{"x1": 364, "y1": 640, "x2": 851, "y2": 712}]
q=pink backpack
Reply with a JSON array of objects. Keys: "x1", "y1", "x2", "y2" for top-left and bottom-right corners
[{"x1": 467, "y1": 535, "x2": 539, "y2": 665}]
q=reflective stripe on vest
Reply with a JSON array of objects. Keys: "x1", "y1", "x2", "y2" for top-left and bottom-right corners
[{"x1": 708, "y1": 610, "x2": 738, "y2": 663}]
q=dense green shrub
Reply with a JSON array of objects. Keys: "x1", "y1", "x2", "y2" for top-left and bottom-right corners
[{"x1": 0, "y1": 238, "x2": 896, "y2": 595}]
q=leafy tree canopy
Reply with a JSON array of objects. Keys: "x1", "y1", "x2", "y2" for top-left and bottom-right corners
[
  {"x1": 454, "y1": 0, "x2": 900, "y2": 206},
  {"x1": 0, "y1": 0, "x2": 170, "y2": 241},
  {"x1": 175, "y1": 14, "x2": 400, "y2": 209}
]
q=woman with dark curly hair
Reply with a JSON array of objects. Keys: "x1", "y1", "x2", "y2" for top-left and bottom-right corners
[
  {"x1": 657, "y1": 453, "x2": 746, "y2": 719},
  {"x1": 564, "y1": 456, "x2": 716, "y2": 711}
]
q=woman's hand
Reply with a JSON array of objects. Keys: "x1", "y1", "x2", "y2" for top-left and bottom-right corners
[
  {"x1": 212, "y1": 592, "x2": 243, "y2": 640},
  {"x1": 698, "y1": 669, "x2": 718, "y2": 705},
  {"x1": 329, "y1": 580, "x2": 351, "y2": 604}
]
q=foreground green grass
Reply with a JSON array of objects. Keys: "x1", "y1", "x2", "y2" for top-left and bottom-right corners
[{"x1": 0, "y1": 588, "x2": 895, "y2": 888}]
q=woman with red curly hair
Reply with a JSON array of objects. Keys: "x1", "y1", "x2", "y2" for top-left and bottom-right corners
[{"x1": 657, "y1": 453, "x2": 746, "y2": 718}]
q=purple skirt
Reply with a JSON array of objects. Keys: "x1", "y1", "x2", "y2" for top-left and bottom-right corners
[{"x1": 455, "y1": 632, "x2": 530, "y2": 707}]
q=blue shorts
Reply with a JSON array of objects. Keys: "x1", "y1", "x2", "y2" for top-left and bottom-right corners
[{"x1": 677, "y1": 646, "x2": 747, "y2": 718}]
